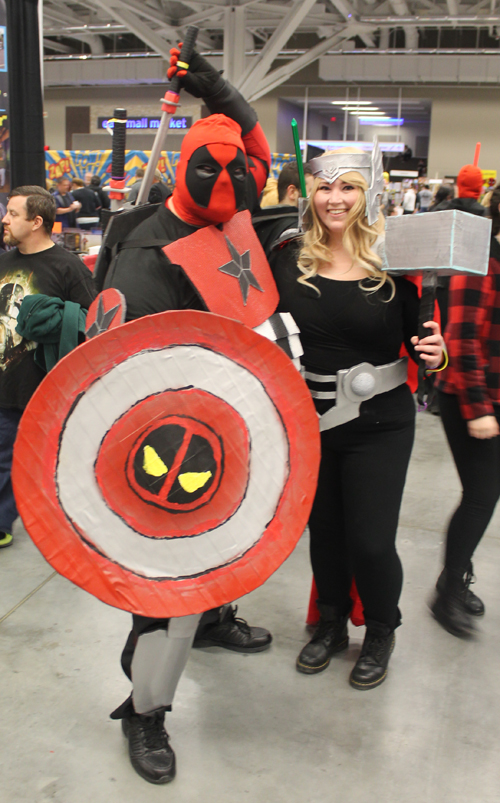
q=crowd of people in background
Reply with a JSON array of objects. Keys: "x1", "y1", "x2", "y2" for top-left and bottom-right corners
[
  {"x1": 44, "y1": 166, "x2": 175, "y2": 234},
  {"x1": 40, "y1": 157, "x2": 497, "y2": 242}
]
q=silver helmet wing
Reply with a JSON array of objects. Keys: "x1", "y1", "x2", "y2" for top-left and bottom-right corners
[{"x1": 366, "y1": 138, "x2": 385, "y2": 226}]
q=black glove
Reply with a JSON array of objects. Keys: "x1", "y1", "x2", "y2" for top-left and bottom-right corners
[
  {"x1": 168, "y1": 46, "x2": 257, "y2": 136},
  {"x1": 168, "y1": 49, "x2": 224, "y2": 99}
]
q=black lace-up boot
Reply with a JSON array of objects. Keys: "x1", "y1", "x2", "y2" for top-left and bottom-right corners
[
  {"x1": 296, "y1": 603, "x2": 349, "y2": 674},
  {"x1": 122, "y1": 709, "x2": 176, "y2": 785},
  {"x1": 349, "y1": 621, "x2": 395, "y2": 690},
  {"x1": 431, "y1": 568, "x2": 476, "y2": 637},
  {"x1": 193, "y1": 605, "x2": 272, "y2": 652},
  {"x1": 436, "y1": 563, "x2": 485, "y2": 617}
]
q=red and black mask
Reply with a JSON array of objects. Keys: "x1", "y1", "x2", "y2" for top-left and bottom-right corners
[{"x1": 171, "y1": 114, "x2": 248, "y2": 227}]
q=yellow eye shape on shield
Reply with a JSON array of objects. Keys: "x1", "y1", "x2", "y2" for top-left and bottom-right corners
[
  {"x1": 142, "y1": 445, "x2": 212, "y2": 493},
  {"x1": 143, "y1": 445, "x2": 168, "y2": 477}
]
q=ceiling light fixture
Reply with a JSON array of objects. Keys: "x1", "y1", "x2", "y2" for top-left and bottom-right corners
[{"x1": 359, "y1": 117, "x2": 404, "y2": 125}]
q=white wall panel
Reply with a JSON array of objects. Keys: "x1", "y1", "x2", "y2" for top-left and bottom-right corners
[
  {"x1": 427, "y1": 89, "x2": 500, "y2": 178},
  {"x1": 394, "y1": 55, "x2": 419, "y2": 82},
  {"x1": 457, "y1": 55, "x2": 486, "y2": 83},
  {"x1": 485, "y1": 56, "x2": 500, "y2": 83},
  {"x1": 319, "y1": 54, "x2": 500, "y2": 84},
  {"x1": 44, "y1": 55, "x2": 223, "y2": 87}
]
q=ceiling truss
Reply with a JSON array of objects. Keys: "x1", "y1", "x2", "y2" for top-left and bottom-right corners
[{"x1": 43, "y1": 0, "x2": 500, "y2": 98}]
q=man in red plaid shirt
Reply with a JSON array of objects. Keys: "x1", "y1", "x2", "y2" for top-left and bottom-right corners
[{"x1": 432, "y1": 184, "x2": 500, "y2": 637}]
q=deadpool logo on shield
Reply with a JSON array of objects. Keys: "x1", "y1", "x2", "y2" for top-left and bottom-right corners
[{"x1": 128, "y1": 415, "x2": 222, "y2": 512}]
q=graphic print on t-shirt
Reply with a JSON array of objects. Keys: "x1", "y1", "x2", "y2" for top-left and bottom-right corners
[{"x1": 0, "y1": 269, "x2": 37, "y2": 371}]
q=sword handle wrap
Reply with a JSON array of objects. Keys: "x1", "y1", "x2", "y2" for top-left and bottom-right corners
[
  {"x1": 111, "y1": 108, "x2": 127, "y2": 182},
  {"x1": 169, "y1": 25, "x2": 199, "y2": 95}
]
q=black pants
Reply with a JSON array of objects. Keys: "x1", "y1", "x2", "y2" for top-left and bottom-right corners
[
  {"x1": 438, "y1": 391, "x2": 500, "y2": 573},
  {"x1": 0, "y1": 407, "x2": 22, "y2": 532},
  {"x1": 309, "y1": 416, "x2": 415, "y2": 630}
]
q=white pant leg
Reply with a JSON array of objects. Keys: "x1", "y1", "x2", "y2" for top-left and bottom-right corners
[{"x1": 131, "y1": 613, "x2": 202, "y2": 714}]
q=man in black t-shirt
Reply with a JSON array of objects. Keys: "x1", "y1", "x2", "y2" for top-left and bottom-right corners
[{"x1": 0, "y1": 186, "x2": 96, "y2": 548}]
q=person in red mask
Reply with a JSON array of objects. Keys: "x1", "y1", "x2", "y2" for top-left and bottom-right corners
[
  {"x1": 101, "y1": 51, "x2": 273, "y2": 785},
  {"x1": 172, "y1": 114, "x2": 249, "y2": 226},
  {"x1": 103, "y1": 51, "x2": 270, "y2": 319},
  {"x1": 434, "y1": 163, "x2": 486, "y2": 335}
]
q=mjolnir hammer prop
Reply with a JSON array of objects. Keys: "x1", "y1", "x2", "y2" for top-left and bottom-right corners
[
  {"x1": 382, "y1": 205, "x2": 491, "y2": 406},
  {"x1": 382, "y1": 144, "x2": 490, "y2": 406}
]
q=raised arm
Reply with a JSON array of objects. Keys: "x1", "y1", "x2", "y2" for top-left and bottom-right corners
[{"x1": 168, "y1": 50, "x2": 271, "y2": 204}]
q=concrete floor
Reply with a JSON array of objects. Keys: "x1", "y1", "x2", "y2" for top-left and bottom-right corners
[{"x1": 1, "y1": 411, "x2": 500, "y2": 803}]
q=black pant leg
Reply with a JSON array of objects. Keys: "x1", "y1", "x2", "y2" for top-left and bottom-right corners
[
  {"x1": 0, "y1": 406, "x2": 22, "y2": 532},
  {"x1": 340, "y1": 419, "x2": 415, "y2": 628},
  {"x1": 438, "y1": 391, "x2": 500, "y2": 573},
  {"x1": 308, "y1": 436, "x2": 352, "y2": 613}
]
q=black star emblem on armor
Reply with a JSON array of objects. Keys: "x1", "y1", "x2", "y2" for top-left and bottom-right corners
[
  {"x1": 218, "y1": 236, "x2": 264, "y2": 305},
  {"x1": 85, "y1": 294, "x2": 121, "y2": 339}
]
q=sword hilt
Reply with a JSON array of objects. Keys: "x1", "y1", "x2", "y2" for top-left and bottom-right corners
[
  {"x1": 109, "y1": 108, "x2": 127, "y2": 206},
  {"x1": 163, "y1": 26, "x2": 199, "y2": 113},
  {"x1": 170, "y1": 26, "x2": 199, "y2": 95}
]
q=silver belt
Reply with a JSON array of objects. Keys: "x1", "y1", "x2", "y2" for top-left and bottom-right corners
[{"x1": 305, "y1": 357, "x2": 408, "y2": 432}]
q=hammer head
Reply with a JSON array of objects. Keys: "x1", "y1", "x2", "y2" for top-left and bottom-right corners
[{"x1": 382, "y1": 210, "x2": 491, "y2": 277}]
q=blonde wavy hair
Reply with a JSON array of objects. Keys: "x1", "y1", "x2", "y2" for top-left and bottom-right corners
[{"x1": 297, "y1": 149, "x2": 394, "y2": 299}]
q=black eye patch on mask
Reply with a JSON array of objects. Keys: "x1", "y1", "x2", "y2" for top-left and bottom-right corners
[
  {"x1": 185, "y1": 147, "x2": 222, "y2": 209},
  {"x1": 185, "y1": 145, "x2": 247, "y2": 209},
  {"x1": 226, "y1": 151, "x2": 248, "y2": 211}
]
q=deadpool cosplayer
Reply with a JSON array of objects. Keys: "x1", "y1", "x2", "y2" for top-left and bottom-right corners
[{"x1": 99, "y1": 51, "x2": 289, "y2": 785}]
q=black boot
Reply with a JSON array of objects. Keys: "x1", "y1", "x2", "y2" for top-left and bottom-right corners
[
  {"x1": 192, "y1": 605, "x2": 272, "y2": 653},
  {"x1": 431, "y1": 568, "x2": 476, "y2": 637},
  {"x1": 349, "y1": 622, "x2": 395, "y2": 690},
  {"x1": 122, "y1": 709, "x2": 176, "y2": 785},
  {"x1": 296, "y1": 603, "x2": 349, "y2": 675},
  {"x1": 436, "y1": 564, "x2": 485, "y2": 617}
]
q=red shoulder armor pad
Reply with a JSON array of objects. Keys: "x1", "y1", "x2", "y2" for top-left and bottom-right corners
[{"x1": 163, "y1": 210, "x2": 279, "y2": 328}]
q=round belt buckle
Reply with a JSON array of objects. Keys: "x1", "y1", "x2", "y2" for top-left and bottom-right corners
[
  {"x1": 342, "y1": 362, "x2": 381, "y2": 404},
  {"x1": 351, "y1": 372, "x2": 376, "y2": 397}
]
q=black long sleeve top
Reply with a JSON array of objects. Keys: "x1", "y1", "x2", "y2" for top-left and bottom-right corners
[{"x1": 273, "y1": 243, "x2": 421, "y2": 424}]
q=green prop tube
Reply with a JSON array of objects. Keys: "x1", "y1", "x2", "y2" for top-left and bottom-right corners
[{"x1": 291, "y1": 118, "x2": 307, "y2": 198}]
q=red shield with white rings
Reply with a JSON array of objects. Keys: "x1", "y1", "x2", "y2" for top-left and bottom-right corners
[{"x1": 12, "y1": 310, "x2": 320, "y2": 618}]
